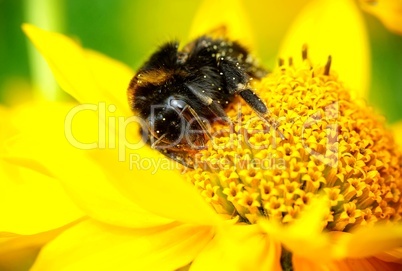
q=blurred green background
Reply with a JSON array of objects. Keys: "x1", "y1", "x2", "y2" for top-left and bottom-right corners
[{"x1": 0, "y1": 0, "x2": 401, "y2": 123}]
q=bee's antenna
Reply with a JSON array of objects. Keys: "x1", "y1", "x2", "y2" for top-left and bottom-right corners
[
  {"x1": 239, "y1": 89, "x2": 286, "y2": 140},
  {"x1": 151, "y1": 133, "x2": 167, "y2": 149},
  {"x1": 182, "y1": 105, "x2": 213, "y2": 140}
]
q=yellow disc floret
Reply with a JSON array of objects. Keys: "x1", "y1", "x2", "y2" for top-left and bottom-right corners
[{"x1": 185, "y1": 55, "x2": 402, "y2": 232}]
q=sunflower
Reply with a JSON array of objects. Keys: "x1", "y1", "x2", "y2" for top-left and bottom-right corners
[{"x1": 1, "y1": 0, "x2": 402, "y2": 270}]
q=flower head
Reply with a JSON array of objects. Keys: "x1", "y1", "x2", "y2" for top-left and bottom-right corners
[{"x1": 186, "y1": 52, "x2": 402, "y2": 233}]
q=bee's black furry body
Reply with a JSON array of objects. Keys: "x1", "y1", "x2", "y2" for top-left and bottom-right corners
[{"x1": 128, "y1": 36, "x2": 267, "y2": 167}]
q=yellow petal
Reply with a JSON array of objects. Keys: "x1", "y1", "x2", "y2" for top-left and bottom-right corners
[
  {"x1": 0, "y1": 160, "x2": 84, "y2": 235},
  {"x1": 279, "y1": 0, "x2": 370, "y2": 99},
  {"x1": 189, "y1": 0, "x2": 255, "y2": 48},
  {"x1": 55, "y1": 153, "x2": 176, "y2": 229},
  {"x1": 333, "y1": 224, "x2": 402, "y2": 259},
  {"x1": 259, "y1": 197, "x2": 333, "y2": 262},
  {"x1": 2, "y1": 102, "x2": 172, "y2": 229},
  {"x1": 5, "y1": 103, "x2": 221, "y2": 227},
  {"x1": 0, "y1": 221, "x2": 78, "y2": 271},
  {"x1": 31, "y1": 219, "x2": 214, "y2": 271},
  {"x1": 391, "y1": 121, "x2": 402, "y2": 150},
  {"x1": 293, "y1": 255, "x2": 401, "y2": 271},
  {"x1": 359, "y1": 0, "x2": 402, "y2": 35},
  {"x1": 22, "y1": 24, "x2": 133, "y2": 117},
  {"x1": 0, "y1": 106, "x2": 17, "y2": 145},
  {"x1": 86, "y1": 146, "x2": 223, "y2": 226},
  {"x1": 375, "y1": 248, "x2": 402, "y2": 264},
  {"x1": 191, "y1": 225, "x2": 282, "y2": 271},
  {"x1": 4, "y1": 135, "x2": 172, "y2": 230}
]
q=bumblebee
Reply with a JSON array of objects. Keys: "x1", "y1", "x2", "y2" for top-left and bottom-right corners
[{"x1": 127, "y1": 35, "x2": 269, "y2": 167}]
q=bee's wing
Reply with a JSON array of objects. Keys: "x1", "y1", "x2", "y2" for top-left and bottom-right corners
[{"x1": 185, "y1": 83, "x2": 229, "y2": 123}]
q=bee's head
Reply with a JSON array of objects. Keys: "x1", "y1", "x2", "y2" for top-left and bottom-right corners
[{"x1": 145, "y1": 96, "x2": 208, "y2": 151}]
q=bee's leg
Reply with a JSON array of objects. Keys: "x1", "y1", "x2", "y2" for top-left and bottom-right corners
[
  {"x1": 219, "y1": 58, "x2": 267, "y2": 114},
  {"x1": 238, "y1": 89, "x2": 285, "y2": 140},
  {"x1": 219, "y1": 59, "x2": 285, "y2": 139},
  {"x1": 238, "y1": 89, "x2": 267, "y2": 114}
]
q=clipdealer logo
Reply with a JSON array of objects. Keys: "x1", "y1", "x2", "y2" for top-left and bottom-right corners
[
  {"x1": 63, "y1": 101, "x2": 340, "y2": 173},
  {"x1": 64, "y1": 102, "x2": 146, "y2": 161}
]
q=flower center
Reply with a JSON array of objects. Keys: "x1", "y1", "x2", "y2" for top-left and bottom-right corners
[{"x1": 185, "y1": 55, "x2": 402, "y2": 231}]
